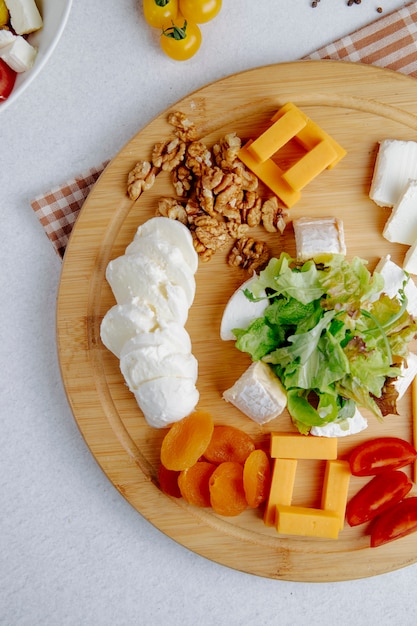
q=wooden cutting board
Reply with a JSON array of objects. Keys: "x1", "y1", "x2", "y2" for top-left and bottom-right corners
[{"x1": 57, "y1": 60, "x2": 417, "y2": 582}]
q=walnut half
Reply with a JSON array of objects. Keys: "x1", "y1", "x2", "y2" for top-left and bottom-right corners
[
  {"x1": 227, "y1": 237, "x2": 270, "y2": 272},
  {"x1": 127, "y1": 160, "x2": 159, "y2": 200}
]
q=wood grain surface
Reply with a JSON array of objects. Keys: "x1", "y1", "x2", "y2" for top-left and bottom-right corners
[{"x1": 57, "y1": 60, "x2": 417, "y2": 582}]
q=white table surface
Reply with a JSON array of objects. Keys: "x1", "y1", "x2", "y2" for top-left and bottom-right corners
[{"x1": 2, "y1": 1, "x2": 417, "y2": 624}]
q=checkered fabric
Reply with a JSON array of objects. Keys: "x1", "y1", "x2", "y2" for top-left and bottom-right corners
[{"x1": 30, "y1": 1, "x2": 417, "y2": 259}]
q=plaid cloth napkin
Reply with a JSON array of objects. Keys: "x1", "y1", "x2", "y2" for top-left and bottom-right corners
[{"x1": 31, "y1": 1, "x2": 417, "y2": 259}]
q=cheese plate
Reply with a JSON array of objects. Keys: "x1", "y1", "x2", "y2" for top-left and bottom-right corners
[{"x1": 57, "y1": 60, "x2": 417, "y2": 582}]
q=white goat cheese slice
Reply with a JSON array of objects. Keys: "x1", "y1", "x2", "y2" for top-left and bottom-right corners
[
  {"x1": 374, "y1": 255, "x2": 417, "y2": 316},
  {"x1": 310, "y1": 408, "x2": 368, "y2": 437},
  {"x1": 383, "y1": 179, "x2": 417, "y2": 245},
  {"x1": 4, "y1": 0, "x2": 43, "y2": 34},
  {"x1": 395, "y1": 352, "x2": 417, "y2": 400},
  {"x1": 403, "y1": 240, "x2": 417, "y2": 276},
  {"x1": 369, "y1": 139, "x2": 417, "y2": 207},
  {"x1": 223, "y1": 361, "x2": 287, "y2": 424},
  {"x1": 293, "y1": 216, "x2": 346, "y2": 261},
  {"x1": 0, "y1": 35, "x2": 37, "y2": 72},
  {"x1": 220, "y1": 275, "x2": 268, "y2": 341},
  {"x1": 134, "y1": 377, "x2": 199, "y2": 428}
]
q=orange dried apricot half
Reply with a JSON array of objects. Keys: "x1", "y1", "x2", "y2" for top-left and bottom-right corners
[
  {"x1": 243, "y1": 449, "x2": 271, "y2": 508},
  {"x1": 209, "y1": 461, "x2": 247, "y2": 516},
  {"x1": 204, "y1": 425, "x2": 256, "y2": 465},
  {"x1": 178, "y1": 461, "x2": 217, "y2": 507},
  {"x1": 160, "y1": 410, "x2": 214, "y2": 471}
]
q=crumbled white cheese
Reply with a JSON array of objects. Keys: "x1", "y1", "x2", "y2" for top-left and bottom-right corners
[
  {"x1": 223, "y1": 361, "x2": 287, "y2": 424},
  {"x1": 293, "y1": 216, "x2": 346, "y2": 261}
]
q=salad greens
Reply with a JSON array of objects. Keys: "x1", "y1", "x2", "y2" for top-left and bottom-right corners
[{"x1": 233, "y1": 253, "x2": 417, "y2": 435}]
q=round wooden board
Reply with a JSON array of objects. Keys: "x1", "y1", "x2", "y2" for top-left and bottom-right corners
[{"x1": 57, "y1": 60, "x2": 417, "y2": 582}]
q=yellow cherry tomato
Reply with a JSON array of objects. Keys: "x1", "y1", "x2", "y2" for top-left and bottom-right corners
[
  {"x1": 0, "y1": 0, "x2": 9, "y2": 26},
  {"x1": 179, "y1": 0, "x2": 222, "y2": 23},
  {"x1": 160, "y1": 17, "x2": 201, "y2": 61},
  {"x1": 143, "y1": 0, "x2": 178, "y2": 28}
]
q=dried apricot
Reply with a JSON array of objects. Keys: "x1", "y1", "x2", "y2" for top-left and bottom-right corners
[
  {"x1": 209, "y1": 461, "x2": 247, "y2": 516},
  {"x1": 243, "y1": 449, "x2": 271, "y2": 508},
  {"x1": 204, "y1": 425, "x2": 256, "y2": 465},
  {"x1": 158, "y1": 464, "x2": 181, "y2": 498},
  {"x1": 160, "y1": 410, "x2": 214, "y2": 471},
  {"x1": 178, "y1": 461, "x2": 217, "y2": 507}
]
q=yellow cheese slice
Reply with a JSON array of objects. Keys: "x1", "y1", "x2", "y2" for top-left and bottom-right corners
[
  {"x1": 276, "y1": 505, "x2": 340, "y2": 539},
  {"x1": 263, "y1": 458, "x2": 298, "y2": 527},
  {"x1": 247, "y1": 107, "x2": 307, "y2": 163},
  {"x1": 238, "y1": 142, "x2": 301, "y2": 207},
  {"x1": 270, "y1": 432, "x2": 337, "y2": 460},
  {"x1": 282, "y1": 141, "x2": 338, "y2": 191},
  {"x1": 321, "y1": 460, "x2": 351, "y2": 529}
]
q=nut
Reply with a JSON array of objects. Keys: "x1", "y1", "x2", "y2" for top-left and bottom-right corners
[
  {"x1": 185, "y1": 141, "x2": 213, "y2": 177},
  {"x1": 193, "y1": 215, "x2": 230, "y2": 251},
  {"x1": 227, "y1": 237, "x2": 270, "y2": 272},
  {"x1": 172, "y1": 164, "x2": 193, "y2": 197},
  {"x1": 156, "y1": 197, "x2": 188, "y2": 224},
  {"x1": 168, "y1": 111, "x2": 199, "y2": 142},
  {"x1": 213, "y1": 133, "x2": 242, "y2": 169},
  {"x1": 127, "y1": 160, "x2": 159, "y2": 200},
  {"x1": 152, "y1": 137, "x2": 186, "y2": 172},
  {"x1": 261, "y1": 196, "x2": 287, "y2": 233},
  {"x1": 238, "y1": 191, "x2": 262, "y2": 227}
]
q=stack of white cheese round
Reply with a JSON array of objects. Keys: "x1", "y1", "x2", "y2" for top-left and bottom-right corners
[{"x1": 100, "y1": 217, "x2": 199, "y2": 428}]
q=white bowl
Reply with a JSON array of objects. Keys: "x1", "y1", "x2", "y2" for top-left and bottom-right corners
[{"x1": 0, "y1": 0, "x2": 72, "y2": 112}]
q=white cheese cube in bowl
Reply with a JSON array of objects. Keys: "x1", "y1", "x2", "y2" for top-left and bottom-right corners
[
  {"x1": 223, "y1": 361, "x2": 287, "y2": 424},
  {"x1": 382, "y1": 179, "x2": 417, "y2": 245},
  {"x1": 369, "y1": 139, "x2": 417, "y2": 207},
  {"x1": 0, "y1": 36, "x2": 38, "y2": 72},
  {"x1": 293, "y1": 216, "x2": 346, "y2": 262}
]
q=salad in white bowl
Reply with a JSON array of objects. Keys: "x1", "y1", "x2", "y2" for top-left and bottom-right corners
[{"x1": 0, "y1": 0, "x2": 72, "y2": 111}]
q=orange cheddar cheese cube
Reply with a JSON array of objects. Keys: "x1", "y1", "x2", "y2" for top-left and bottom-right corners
[
  {"x1": 270, "y1": 433, "x2": 338, "y2": 460},
  {"x1": 247, "y1": 107, "x2": 307, "y2": 163},
  {"x1": 282, "y1": 141, "x2": 338, "y2": 191},
  {"x1": 263, "y1": 458, "x2": 297, "y2": 527},
  {"x1": 271, "y1": 102, "x2": 347, "y2": 169},
  {"x1": 321, "y1": 460, "x2": 351, "y2": 530},
  {"x1": 238, "y1": 142, "x2": 301, "y2": 208},
  {"x1": 276, "y1": 505, "x2": 341, "y2": 539},
  {"x1": 238, "y1": 102, "x2": 346, "y2": 208}
]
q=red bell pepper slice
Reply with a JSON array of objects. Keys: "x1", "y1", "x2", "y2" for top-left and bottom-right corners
[
  {"x1": 346, "y1": 469, "x2": 413, "y2": 526},
  {"x1": 371, "y1": 497, "x2": 417, "y2": 547},
  {"x1": 349, "y1": 437, "x2": 417, "y2": 476}
]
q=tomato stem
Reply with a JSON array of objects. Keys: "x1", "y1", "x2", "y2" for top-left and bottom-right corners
[
  {"x1": 162, "y1": 20, "x2": 187, "y2": 39},
  {"x1": 155, "y1": 0, "x2": 171, "y2": 6}
]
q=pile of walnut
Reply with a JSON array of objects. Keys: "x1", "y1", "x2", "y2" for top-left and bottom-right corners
[{"x1": 126, "y1": 111, "x2": 287, "y2": 272}]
